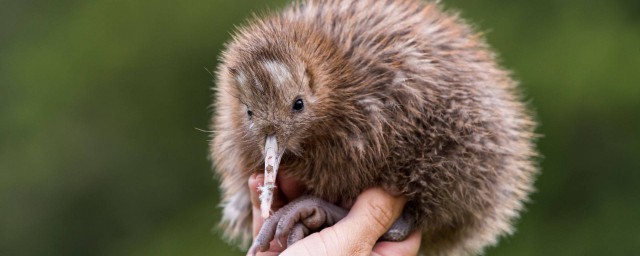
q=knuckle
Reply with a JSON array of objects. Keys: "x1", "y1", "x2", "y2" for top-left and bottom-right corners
[{"x1": 365, "y1": 198, "x2": 394, "y2": 232}]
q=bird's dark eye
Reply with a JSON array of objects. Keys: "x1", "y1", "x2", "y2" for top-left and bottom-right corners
[
  {"x1": 292, "y1": 99, "x2": 304, "y2": 111},
  {"x1": 247, "y1": 110, "x2": 253, "y2": 117}
]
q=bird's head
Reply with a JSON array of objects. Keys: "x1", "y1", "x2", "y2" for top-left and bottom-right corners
[
  {"x1": 215, "y1": 19, "x2": 350, "y2": 217},
  {"x1": 224, "y1": 50, "x2": 327, "y2": 217},
  {"x1": 231, "y1": 55, "x2": 318, "y2": 153}
]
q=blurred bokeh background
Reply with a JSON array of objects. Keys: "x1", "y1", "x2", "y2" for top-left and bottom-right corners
[{"x1": 1, "y1": 0, "x2": 639, "y2": 255}]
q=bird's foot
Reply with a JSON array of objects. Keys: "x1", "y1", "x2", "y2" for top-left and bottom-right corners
[{"x1": 250, "y1": 196, "x2": 348, "y2": 254}]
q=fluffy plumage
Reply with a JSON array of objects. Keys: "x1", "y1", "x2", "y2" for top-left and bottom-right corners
[{"x1": 210, "y1": 0, "x2": 538, "y2": 255}]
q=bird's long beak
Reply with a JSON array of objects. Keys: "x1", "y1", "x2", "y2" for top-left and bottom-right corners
[{"x1": 260, "y1": 135, "x2": 282, "y2": 219}]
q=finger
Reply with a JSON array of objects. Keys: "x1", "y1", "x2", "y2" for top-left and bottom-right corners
[
  {"x1": 249, "y1": 173, "x2": 263, "y2": 210},
  {"x1": 276, "y1": 172, "x2": 306, "y2": 201},
  {"x1": 249, "y1": 173, "x2": 265, "y2": 236},
  {"x1": 371, "y1": 231, "x2": 422, "y2": 256}
]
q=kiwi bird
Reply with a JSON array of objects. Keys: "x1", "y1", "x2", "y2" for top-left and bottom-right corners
[{"x1": 210, "y1": 0, "x2": 538, "y2": 255}]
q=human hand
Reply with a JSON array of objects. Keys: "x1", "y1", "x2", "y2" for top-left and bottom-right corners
[{"x1": 248, "y1": 173, "x2": 421, "y2": 256}]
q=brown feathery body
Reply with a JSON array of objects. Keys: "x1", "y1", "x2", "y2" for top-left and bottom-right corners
[{"x1": 211, "y1": 0, "x2": 538, "y2": 255}]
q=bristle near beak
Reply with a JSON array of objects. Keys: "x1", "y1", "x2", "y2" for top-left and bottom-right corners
[{"x1": 260, "y1": 135, "x2": 281, "y2": 219}]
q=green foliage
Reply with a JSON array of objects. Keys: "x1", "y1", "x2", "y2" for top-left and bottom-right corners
[{"x1": 1, "y1": 0, "x2": 638, "y2": 255}]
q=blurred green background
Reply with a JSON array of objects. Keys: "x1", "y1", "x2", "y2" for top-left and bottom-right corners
[{"x1": 1, "y1": 0, "x2": 639, "y2": 255}]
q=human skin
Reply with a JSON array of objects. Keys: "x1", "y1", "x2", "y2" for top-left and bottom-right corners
[{"x1": 247, "y1": 173, "x2": 421, "y2": 256}]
